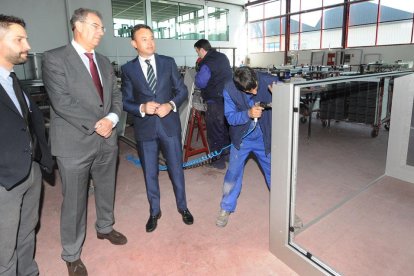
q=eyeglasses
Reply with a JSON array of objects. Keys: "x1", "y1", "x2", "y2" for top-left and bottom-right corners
[{"x1": 81, "y1": 21, "x2": 106, "y2": 33}]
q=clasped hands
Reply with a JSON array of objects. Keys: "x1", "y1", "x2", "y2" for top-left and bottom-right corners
[
  {"x1": 95, "y1": 118, "x2": 113, "y2": 138},
  {"x1": 141, "y1": 101, "x2": 172, "y2": 118}
]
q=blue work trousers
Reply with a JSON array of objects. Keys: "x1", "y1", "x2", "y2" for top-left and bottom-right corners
[{"x1": 220, "y1": 127, "x2": 271, "y2": 212}]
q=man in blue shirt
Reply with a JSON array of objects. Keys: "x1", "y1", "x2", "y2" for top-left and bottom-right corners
[
  {"x1": 216, "y1": 67, "x2": 278, "y2": 227},
  {"x1": 194, "y1": 39, "x2": 232, "y2": 169}
]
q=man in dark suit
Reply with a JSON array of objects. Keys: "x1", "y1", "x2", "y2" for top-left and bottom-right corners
[
  {"x1": 121, "y1": 24, "x2": 194, "y2": 233},
  {"x1": 42, "y1": 8, "x2": 126, "y2": 276},
  {"x1": 0, "y1": 14, "x2": 53, "y2": 276}
]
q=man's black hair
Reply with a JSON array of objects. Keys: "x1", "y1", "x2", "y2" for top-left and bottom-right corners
[
  {"x1": 194, "y1": 39, "x2": 212, "y2": 51},
  {"x1": 0, "y1": 14, "x2": 26, "y2": 29},
  {"x1": 233, "y1": 67, "x2": 258, "y2": 92},
  {"x1": 131, "y1": 24, "x2": 153, "y2": 40}
]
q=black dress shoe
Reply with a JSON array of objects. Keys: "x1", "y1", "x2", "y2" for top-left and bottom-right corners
[
  {"x1": 179, "y1": 209, "x2": 194, "y2": 225},
  {"x1": 66, "y1": 259, "x2": 87, "y2": 276},
  {"x1": 97, "y1": 229, "x2": 127, "y2": 245},
  {"x1": 146, "y1": 212, "x2": 161, "y2": 232}
]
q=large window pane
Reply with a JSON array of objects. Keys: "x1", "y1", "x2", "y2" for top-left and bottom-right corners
[
  {"x1": 291, "y1": 0, "x2": 300, "y2": 13},
  {"x1": 290, "y1": 33, "x2": 299, "y2": 50},
  {"x1": 301, "y1": 31, "x2": 320, "y2": 49},
  {"x1": 348, "y1": 24, "x2": 376, "y2": 47},
  {"x1": 208, "y1": 7, "x2": 229, "y2": 41},
  {"x1": 290, "y1": 15, "x2": 300, "y2": 33},
  {"x1": 377, "y1": 20, "x2": 412, "y2": 45},
  {"x1": 301, "y1": 10, "x2": 322, "y2": 32},
  {"x1": 265, "y1": 18, "x2": 281, "y2": 36},
  {"x1": 322, "y1": 28, "x2": 342, "y2": 48},
  {"x1": 379, "y1": 0, "x2": 414, "y2": 22},
  {"x1": 324, "y1": 0, "x2": 344, "y2": 5},
  {"x1": 112, "y1": 0, "x2": 145, "y2": 37},
  {"x1": 301, "y1": 0, "x2": 323, "y2": 10},
  {"x1": 249, "y1": 22, "x2": 263, "y2": 38},
  {"x1": 323, "y1": 6, "x2": 343, "y2": 29},
  {"x1": 248, "y1": 4, "x2": 263, "y2": 21},
  {"x1": 249, "y1": 38, "x2": 263, "y2": 53},
  {"x1": 152, "y1": 1, "x2": 178, "y2": 39},
  {"x1": 265, "y1": 36, "x2": 281, "y2": 52},
  {"x1": 151, "y1": 0, "x2": 204, "y2": 40},
  {"x1": 349, "y1": 1, "x2": 379, "y2": 26},
  {"x1": 177, "y1": 3, "x2": 204, "y2": 39},
  {"x1": 265, "y1": 0, "x2": 281, "y2": 18}
]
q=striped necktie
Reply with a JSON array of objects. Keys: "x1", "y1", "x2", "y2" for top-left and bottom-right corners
[{"x1": 145, "y1": 59, "x2": 157, "y2": 94}]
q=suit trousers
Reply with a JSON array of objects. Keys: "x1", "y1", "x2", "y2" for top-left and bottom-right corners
[
  {"x1": 136, "y1": 117, "x2": 187, "y2": 216},
  {"x1": 56, "y1": 140, "x2": 118, "y2": 262},
  {"x1": 220, "y1": 126, "x2": 271, "y2": 212},
  {"x1": 0, "y1": 162, "x2": 41, "y2": 276}
]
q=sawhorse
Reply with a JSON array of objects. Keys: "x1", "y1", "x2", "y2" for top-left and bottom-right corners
[{"x1": 183, "y1": 107, "x2": 209, "y2": 161}]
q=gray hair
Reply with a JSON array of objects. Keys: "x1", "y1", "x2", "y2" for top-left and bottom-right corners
[{"x1": 70, "y1": 8, "x2": 102, "y2": 31}]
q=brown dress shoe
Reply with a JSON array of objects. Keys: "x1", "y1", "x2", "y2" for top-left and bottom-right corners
[
  {"x1": 97, "y1": 229, "x2": 127, "y2": 245},
  {"x1": 66, "y1": 259, "x2": 87, "y2": 276}
]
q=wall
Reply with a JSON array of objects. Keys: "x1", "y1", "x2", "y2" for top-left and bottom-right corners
[{"x1": 1, "y1": 0, "x2": 246, "y2": 67}]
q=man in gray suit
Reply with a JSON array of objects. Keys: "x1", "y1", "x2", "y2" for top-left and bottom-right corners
[{"x1": 42, "y1": 8, "x2": 126, "y2": 276}]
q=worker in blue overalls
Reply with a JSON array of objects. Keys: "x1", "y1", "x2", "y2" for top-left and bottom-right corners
[{"x1": 216, "y1": 66, "x2": 278, "y2": 227}]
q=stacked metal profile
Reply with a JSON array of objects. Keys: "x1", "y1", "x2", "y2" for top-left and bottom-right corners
[{"x1": 319, "y1": 81, "x2": 379, "y2": 125}]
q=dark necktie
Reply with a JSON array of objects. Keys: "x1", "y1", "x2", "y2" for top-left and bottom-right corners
[
  {"x1": 10, "y1": 72, "x2": 40, "y2": 161},
  {"x1": 84, "y1": 53, "x2": 103, "y2": 102},
  {"x1": 145, "y1": 59, "x2": 157, "y2": 94}
]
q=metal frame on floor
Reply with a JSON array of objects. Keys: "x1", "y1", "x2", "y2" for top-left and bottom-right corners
[{"x1": 269, "y1": 71, "x2": 413, "y2": 275}]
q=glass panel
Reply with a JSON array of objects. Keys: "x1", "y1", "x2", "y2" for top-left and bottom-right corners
[
  {"x1": 248, "y1": 4, "x2": 263, "y2": 22},
  {"x1": 324, "y1": 0, "x2": 344, "y2": 5},
  {"x1": 301, "y1": 10, "x2": 322, "y2": 32},
  {"x1": 301, "y1": 0, "x2": 323, "y2": 10},
  {"x1": 249, "y1": 37, "x2": 263, "y2": 53},
  {"x1": 291, "y1": 0, "x2": 300, "y2": 13},
  {"x1": 323, "y1": 6, "x2": 343, "y2": 29},
  {"x1": 300, "y1": 31, "x2": 320, "y2": 50},
  {"x1": 290, "y1": 15, "x2": 300, "y2": 33},
  {"x1": 322, "y1": 28, "x2": 342, "y2": 48},
  {"x1": 208, "y1": 7, "x2": 229, "y2": 41},
  {"x1": 265, "y1": 35, "x2": 281, "y2": 52},
  {"x1": 265, "y1": 18, "x2": 281, "y2": 36},
  {"x1": 152, "y1": 0, "x2": 178, "y2": 39},
  {"x1": 177, "y1": 3, "x2": 204, "y2": 40},
  {"x1": 408, "y1": 99, "x2": 414, "y2": 166},
  {"x1": 349, "y1": 0, "x2": 379, "y2": 26},
  {"x1": 112, "y1": 0, "x2": 145, "y2": 37},
  {"x1": 290, "y1": 33, "x2": 299, "y2": 50},
  {"x1": 249, "y1": 22, "x2": 263, "y2": 38},
  {"x1": 348, "y1": 24, "x2": 376, "y2": 47},
  {"x1": 380, "y1": 0, "x2": 414, "y2": 22},
  {"x1": 264, "y1": 0, "x2": 281, "y2": 18},
  {"x1": 377, "y1": 20, "x2": 412, "y2": 45}
]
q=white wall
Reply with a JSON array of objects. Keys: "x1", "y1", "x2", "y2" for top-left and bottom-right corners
[{"x1": 1, "y1": 0, "x2": 246, "y2": 67}]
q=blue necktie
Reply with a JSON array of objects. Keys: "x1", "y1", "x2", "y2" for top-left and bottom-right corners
[{"x1": 145, "y1": 59, "x2": 157, "y2": 94}]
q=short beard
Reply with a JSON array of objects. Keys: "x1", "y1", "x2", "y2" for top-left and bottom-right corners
[{"x1": 8, "y1": 52, "x2": 28, "y2": 66}]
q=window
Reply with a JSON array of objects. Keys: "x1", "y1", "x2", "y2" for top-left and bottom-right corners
[
  {"x1": 151, "y1": 0, "x2": 204, "y2": 40},
  {"x1": 112, "y1": 0, "x2": 145, "y2": 37},
  {"x1": 208, "y1": 7, "x2": 229, "y2": 41}
]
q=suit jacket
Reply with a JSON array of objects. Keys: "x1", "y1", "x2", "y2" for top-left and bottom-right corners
[
  {"x1": 121, "y1": 54, "x2": 188, "y2": 141},
  {"x1": 0, "y1": 82, "x2": 53, "y2": 190},
  {"x1": 42, "y1": 44, "x2": 122, "y2": 157}
]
